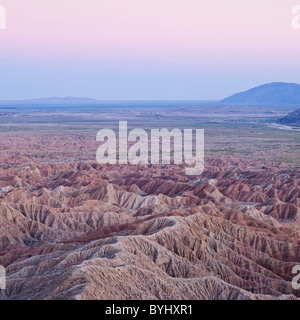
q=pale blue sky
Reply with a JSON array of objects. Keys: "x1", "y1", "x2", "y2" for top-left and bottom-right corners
[{"x1": 0, "y1": 0, "x2": 300, "y2": 100}]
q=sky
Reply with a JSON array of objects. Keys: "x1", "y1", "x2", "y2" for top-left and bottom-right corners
[{"x1": 0, "y1": 0, "x2": 300, "y2": 100}]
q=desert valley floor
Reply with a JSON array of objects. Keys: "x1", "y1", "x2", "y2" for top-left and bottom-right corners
[{"x1": 0, "y1": 103, "x2": 299, "y2": 300}]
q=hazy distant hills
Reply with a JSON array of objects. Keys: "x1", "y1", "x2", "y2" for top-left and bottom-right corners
[
  {"x1": 222, "y1": 82, "x2": 300, "y2": 105},
  {"x1": 0, "y1": 97, "x2": 102, "y2": 106},
  {"x1": 1, "y1": 82, "x2": 300, "y2": 108},
  {"x1": 0, "y1": 98, "x2": 219, "y2": 108},
  {"x1": 278, "y1": 108, "x2": 300, "y2": 126},
  {"x1": 28, "y1": 97, "x2": 102, "y2": 104}
]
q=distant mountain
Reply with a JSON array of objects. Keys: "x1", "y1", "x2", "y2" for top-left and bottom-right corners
[
  {"x1": 278, "y1": 108, "x2": 300, "y2": 126},
  {"x1": 0, "y1": 97, "x2": 102, "y2": 106},
  {"x1": 222, "y1": 82, "x2": 300, "y2": 105}
]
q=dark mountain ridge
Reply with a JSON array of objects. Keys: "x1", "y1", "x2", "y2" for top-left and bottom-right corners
[
  {"x1": 222, "y1": 82, "x2": 300, "y2": 105},
  {"x1": 278, "y1": 108, "x2": 300, "y2": 126}
]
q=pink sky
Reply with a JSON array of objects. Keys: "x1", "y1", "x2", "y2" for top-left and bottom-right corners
[{"x1": 0, "y1": 0, "x2": 300, "y2": 99}]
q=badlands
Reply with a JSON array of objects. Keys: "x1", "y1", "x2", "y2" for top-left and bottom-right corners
[{"x1": 0, "y1": 130, "x2": 299, "y2": 300}]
